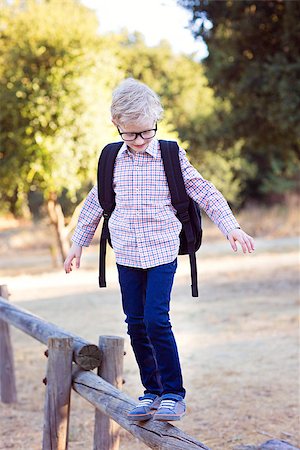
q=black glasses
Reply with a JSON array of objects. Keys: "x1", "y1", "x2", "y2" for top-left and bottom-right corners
[{"x1": 117, "y1": 124, "x2": 157, "y2": 142}]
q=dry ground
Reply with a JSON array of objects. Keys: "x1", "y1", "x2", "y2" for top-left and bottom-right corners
[{"x1": 0, "y1": 220, "x2": 299, "y2": 449}]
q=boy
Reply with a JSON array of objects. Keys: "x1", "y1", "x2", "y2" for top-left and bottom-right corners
[{"x1": 64, "y1": 78, "x2": 255, "y2": 422}]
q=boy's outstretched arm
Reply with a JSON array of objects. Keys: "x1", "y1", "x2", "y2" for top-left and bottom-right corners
[
  {"x1": 227, "y1": 228, "x2": 255, "y2": 254},
  {"x1": 177, "y1": 147, "x2": 255, "y2": 253},
  {"x1": 64, "y1": 186, "x2": 103, "y2": 274}
]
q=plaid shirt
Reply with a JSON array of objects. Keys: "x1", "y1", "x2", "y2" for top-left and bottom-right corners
[{"x1": 72, "y1": 139, "x2": 240, "y2": 268}]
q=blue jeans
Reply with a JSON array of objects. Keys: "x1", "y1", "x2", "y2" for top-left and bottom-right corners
[{"x1": 117, "y1": 259, "x2": 185, "y2": 399}]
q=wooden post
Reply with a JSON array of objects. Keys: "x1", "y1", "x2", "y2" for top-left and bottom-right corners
[
  {"x1": 43, "y1": 337, "x2": 73, "y2": 450},
  {"x1": 0, "y1": 285, "x2": 17, "y2": 403},
  {"x1": 93, "y1": 336, "x2": 124, "y2": 450}
]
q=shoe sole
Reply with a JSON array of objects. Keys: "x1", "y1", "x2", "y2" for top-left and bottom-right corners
[
  {"x1": 127, "y1": 411, "x2": 155, "y2": 422},
  {"x1": 153, "y1": 412, "x2": 185, "y2": 421}
]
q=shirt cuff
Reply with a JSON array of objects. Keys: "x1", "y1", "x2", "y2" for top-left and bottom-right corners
[
  {"x1": 71, "y1": 233, "x2": 92, "y2": 247},
  {"x1": 216, "y1": 211, "x2": 240, "y2": 236}
]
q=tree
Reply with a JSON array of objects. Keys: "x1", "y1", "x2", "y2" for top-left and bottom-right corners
[
  {"x1": 0, "y1": 0, "x2": 120, "y2": 260},
  {"x1": 178, "y1": 0, "x2": 300, "y2": 200}
]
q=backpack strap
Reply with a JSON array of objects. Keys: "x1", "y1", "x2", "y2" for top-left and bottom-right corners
[
  {"x1": 160, "y1": 140, "x2": 199, "y2": 297},
  {"x1": 159, "y1": 140, "x2": 195, "y2": 251},
  {"x1": 189, "y1": 253, "x2": 198, "y2": 297},
  {"x1": 97, "y1": 142, "x2": 123, "y2": 287}
]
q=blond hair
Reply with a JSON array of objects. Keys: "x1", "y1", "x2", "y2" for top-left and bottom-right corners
[{"x1": 111, "y1": 78, "x2": 163, "y2": 126}]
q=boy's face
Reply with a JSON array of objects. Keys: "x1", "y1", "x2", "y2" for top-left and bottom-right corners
[{"x1": 115, "y1": 119, "x2": 156, "y2": 153}]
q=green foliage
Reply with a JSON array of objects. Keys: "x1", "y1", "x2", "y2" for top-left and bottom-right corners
[
  {"x1": 0, "y1": 0, "x2": 119, "y2": 214},
  {"x1": 0, "y1": 0, "x2": 259, "y2": 218},
  {"x1": 191, "y1": 140, "x2": 257, "y2": 207},
  {"x1": 178, "y1": 0, "x2": 300, "y2": 199}
]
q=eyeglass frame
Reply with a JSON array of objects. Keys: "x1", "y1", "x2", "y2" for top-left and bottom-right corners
[{"x1": 117, "y1": 124, "x2": 157, "y2": 142}]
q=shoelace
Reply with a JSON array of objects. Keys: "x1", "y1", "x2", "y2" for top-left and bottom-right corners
[
  {"x1": 158, "y1": 399, "x2": 176, "y2": 410},
  {"x1": 137, "y1": 398, "x2": 155, "y2": 407}
]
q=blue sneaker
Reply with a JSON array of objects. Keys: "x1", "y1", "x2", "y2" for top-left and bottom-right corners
[
  {"x1": 127, "y1": 394, "x2": 161, "y2": 421},
  {"x1": 153, "y1": 393, "x2": 186, "y2": 421}
]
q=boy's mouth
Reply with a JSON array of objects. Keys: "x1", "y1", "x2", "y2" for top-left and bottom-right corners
[{"x1": 130, "y1": 143, "x2": 148, "y2": 150}]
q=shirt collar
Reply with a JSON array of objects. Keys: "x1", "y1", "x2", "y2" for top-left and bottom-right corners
[{"x1": 116, "y1": 138, "x2": 159, "y2": 159}]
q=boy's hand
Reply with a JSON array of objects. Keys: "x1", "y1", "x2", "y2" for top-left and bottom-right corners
[
  {"x1": 64, "y1": 243, "x2": 83, "y2": 273},
  {"x1": 227, "y1": 228, "x2": 255, "y2": 254}
]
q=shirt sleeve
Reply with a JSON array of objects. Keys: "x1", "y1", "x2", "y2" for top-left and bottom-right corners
[
  {"x1": 72, "y1": 185, "x2": 103, "y2": 247},
  {"x1": 178, "y1": 146, "x2": 240, "y2": 237}
]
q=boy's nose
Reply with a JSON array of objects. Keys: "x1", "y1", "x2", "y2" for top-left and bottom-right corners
[{"x1": 135, "y1": 135, "x2": 145, "y2": 144}]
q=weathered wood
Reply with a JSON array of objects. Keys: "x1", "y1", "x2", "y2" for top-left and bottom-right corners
[
  {"x1": 0, "y1": 286, "x2": 17, "y2": 403},
  {"x1": 0, "y1": 296, "x2": 101, "y2": 370},
  {"x1": 73, "y1": 367, "x2": 210, "y2": 450},
  {"x1": 42, "y1": 337, "x2": 73, "y2": 450},
  {"x1": 94, "y1": 336, "x2": 124, "y2": 450},
  {"x1": 0, "y1": 284, "x2": 210, "y2": 449},
  {"x1": 234, "y1": 439, "x2": 300, "y2": 450}
]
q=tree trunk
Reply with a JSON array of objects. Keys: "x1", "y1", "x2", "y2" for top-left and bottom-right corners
[{"x1": 47, "y1": 192, "x2": 70, "y2": 265}]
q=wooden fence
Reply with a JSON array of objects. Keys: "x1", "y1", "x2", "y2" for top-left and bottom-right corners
[{"x1": 0, "y1": 285, "x2": 210, "y2": 450}]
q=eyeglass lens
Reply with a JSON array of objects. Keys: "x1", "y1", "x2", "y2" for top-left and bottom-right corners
[{"x1": 119, "y1": 126, "x2": 157, "y2": 141}]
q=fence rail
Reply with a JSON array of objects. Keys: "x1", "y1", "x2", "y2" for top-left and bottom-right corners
[
  {"x1": 0, "y1": 285, "x2": 211, "y2": 450},
  {"x1": 0, "y1": 292, "x2": 101, "y2": 370}
]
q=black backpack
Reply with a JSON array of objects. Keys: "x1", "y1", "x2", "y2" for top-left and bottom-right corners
[{"x1": 97, "y1": 140, "x2": 202, "y2": 297}]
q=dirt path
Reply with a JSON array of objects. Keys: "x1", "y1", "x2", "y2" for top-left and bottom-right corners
[{"x1": 0, "y1": 237, "x2": 299, "y2": 450}]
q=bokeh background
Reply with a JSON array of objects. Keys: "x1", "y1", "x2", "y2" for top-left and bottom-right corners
[{"x1": 0, "y1": 1, "x2": 299, "y2": 449}]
